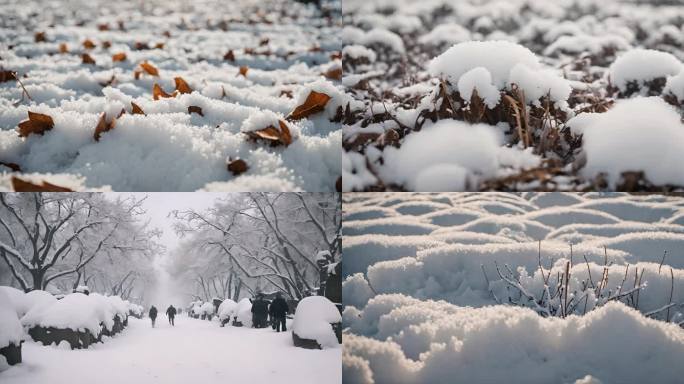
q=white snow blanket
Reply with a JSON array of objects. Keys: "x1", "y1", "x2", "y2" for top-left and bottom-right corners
[
  {"x1": 0, "y1": 0, "x2": 342, "y2": 191},
  {"x1": 343, "y1": 192, "x2": 684, "y2": 384}
]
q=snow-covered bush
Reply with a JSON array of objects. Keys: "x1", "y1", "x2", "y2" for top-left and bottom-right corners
[
  {"x1": 234, "y1": 298, "x2": 253, "y2": 327},
  {"x1": 200, "y1": 302, "x2": 215, "y2": 320},
  {"x1": 0, "y1": 289, "x2": 23, "y2": 369},
  {"x1": 609, "y1": 49, "x2": 682, "y2": 97},
  {"x1": 22, "y1": 292, "x2": 131, "y2": 349},
  {"x1": 292, "y1": 296, "x2": 341, "y2": 349},
  {"x1": 217, "y1": 299, "x2": 238, "y2": 326}
]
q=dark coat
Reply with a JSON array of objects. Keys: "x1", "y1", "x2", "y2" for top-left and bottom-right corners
[
  {"x1": 166, "y1": 306, "x2": 177, "y2": 317},
  {"x1": 149, "y1": 307, "x2": 158, "y2": 319},
  {"x1": 251, "y1": 299, "x2": 269, "y2": 316},
  {"x1": 270, "y1": 297, "x2": 288, "y2": 318}
]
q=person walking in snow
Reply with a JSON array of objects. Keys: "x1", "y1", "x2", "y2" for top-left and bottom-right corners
[
  {"x1": 251, "y1": 293, "x2": 269, "y2": 328},
  {"x1": 166, "y1": 305, "x2": 177, "y2": 326},
  {"x1": 270, "y1": 292, "x2": 289, "y2": 332},
  {"x1": 149, "y1": 305, "x2": 158, "y2": 328},
  {"x1": 269, "y1": 299, "x2": 277, "y2": 330}
]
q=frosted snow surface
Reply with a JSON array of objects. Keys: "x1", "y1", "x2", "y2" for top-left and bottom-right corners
[
  {"x1": 343, "y1": 192, "x2": 684, "y2": 384},
  {"x1": 0, "y1": 289, "x2": 23, "y2": 351},
  {"x1": 0, "y1": 0, "x2": 341, "y2": 191},
  {"x1": 1, "y1": 315, "x2": 340, "y2": 383}
]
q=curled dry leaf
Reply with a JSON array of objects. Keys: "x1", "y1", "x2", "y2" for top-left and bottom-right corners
[
  {"x1": 112, "y1": 52, "x2": 127, "y2": 62},
  {"x1": 17, "y1": 111, "x2": 54, "y2": 137},
  {"x1": 323, "y1": 67, "x2": 342, "y2": 81},
  {"x1": 174, "y1": 77, "x2": 193, "y2": 94},
  {"x1": 188, "y1": 106, "x2": 203, "y2": 116},
  {"x1": 245, "y1": 119, "x2": 292, "y2": 146},
  {"x1": 0, "y1": 71, "x2": 15, "y2": 83},
  {"x1": 83, "y1": 39, "x2": 96, "y2": 49},
  {"x1": 227, "y1": 158, "x2": 248, "y2": 175},
  {"x1": 238, "y1": 66, "x2": 249, "y2": 77},
  {"x1": 98, "y1": 23, "x2": 109, "y2": 31},
  {"x1": 131, "y1": 102, "x2": 146, "y2": 115},
  {"x1": 224, "y1": 50, "x2": 235, "y2": 61},
  {"x1": 59, "y1": 43, "x2": 68, "y2": 53},
  {"x1": 153, "y1": 83, "x2": 176, "y2": 100},
  {"x1": 11, "y1": 176, "x2": 73, "y2": 192},
  {"x1": 34, "y1": 32, "x2": 46, "y2": 42},
  {"x1": 0, "y1": 161, "x2": 21, "y2": 172},
  {"x1": 135, "y1": 42, "x2": 150, "y2": 50},
  {"x1": 93, "y1": 112, "x2": 116, "y2": 141},
  {"x1": 259, "y1": 37, "x2": 269, "y2": 46},
  {"x1": 287, "y1": 90, "x2": 331, "y2": 120},
  {"x1": 154, "y1": 42, "x2": 165, "y2": 50},
  {"x1": 102, "y1": 41, "x2": 112, "y2": 49},
  {"x1": 139, "y1": 62, "x2": 159, "y2": 76},
  {"x1": 82, "y1": 53, "x2": 96, "y2": 65}
]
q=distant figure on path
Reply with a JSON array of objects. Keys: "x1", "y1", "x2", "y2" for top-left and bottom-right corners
[
  {"x1": 166, "y1": 305, "x2": 177, "y2": 326},
  {"x1": 149, "y1": 306, "x2": 158, "y2": 328},
  {"x1": 270, "y1": 292, "x2": 289, "y2": 332},
  {"x1": 251, "y1": 293, "x2": 269, "y2": 328}
]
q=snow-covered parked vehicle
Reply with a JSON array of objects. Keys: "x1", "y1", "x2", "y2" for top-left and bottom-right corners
[
  {"x1": 0, "y1": 289, "x2": 23, "y2": 369},
  {"x1": 291, "y1": 296, "x2": 341, "y2": 349}
]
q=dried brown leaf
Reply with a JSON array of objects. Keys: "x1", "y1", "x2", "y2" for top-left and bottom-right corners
[
  {"x1": 112, "y1": 52, "x2": 127, "y2": 62},
  {"x1": 83, "y1": 39, "x2": 96, "y2": 50},
  {"x1": 82, "y1": 53, "x2": 96, "y2": 65},
  {"x1": 140, "y1": 62, "x2": 159, "y2": 77},
  {"x1": 227, "y1": 158, "x2": 248, "y2": 175},
  {"x1": 287, "y1": 90, "x2": 331, "y2": 120},
  {"x1": 188, "y1": 106, "x2": 203, "y2": 116},
  {"x1": 59, "y1": 43, "x2": 68, "y2": 53},
  {"x1": 323, "y1": 67, "x2": 342, "y2": 81},
  {"x1": 35, "y1": 32, "x2": 46, "y2": 42},
  {"x1": 224, "y1": 50, "x2": 235, "y2": 61},
  {"x1": 153, "y1": 83, "x2": 175, "y2": 100},
  {"x1": 0, "y1": 71, "x2": 15, "y2": 83},
  {"x1": 17, "y1": 111, "x2": 54, "y2": 137},
  {"x1": 93, "y1": 112, "x2": 116, "y2": 141},
  {"x1": 131, "y1": 102, "x2": 146, "y2": 115},
  {"x1": 174, "y1": 77, "x2": 193, "y2": 94},
  {"x1": 238, "y1": 66, "x2": 249, "y2": 77}
]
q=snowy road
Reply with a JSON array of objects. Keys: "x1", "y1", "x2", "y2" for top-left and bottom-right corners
[{"x1": 1, "y1": 316, "x2": 341, "y2": 384}]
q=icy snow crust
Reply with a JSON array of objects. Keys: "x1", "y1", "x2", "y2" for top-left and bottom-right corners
[
  {"x1": 0, "y1": 0, "x2": 341, "y2": 191},
  {"x1": 342, "y1": 192, "x2": 684, "y2": 384},
  {"x1": 342, "y1": 0, "x2": 684, "y2": 192}
]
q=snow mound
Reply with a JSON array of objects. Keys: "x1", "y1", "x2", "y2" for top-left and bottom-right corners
[
  {"x1": 21, "y1": 293, "x2": 127, "y2": 336},
  {"x1": 381, "y1": 120, "x2": 502, "y2": 191},
  {"x1": 609, "y1": 49, "x2": 683, "y2": 92},
  {"x1": 235, "y1": 298, "x2": 253, "y2": 327},
  {"x1": 0, "y1": 289, "x2": 23, "y2": 350},
  {"x1": 428, "y1": 41, "x2": 571, "y2": 105},
  {"x1": 218, "y1": 299, "x2": 238, "y2": 322},
  {"x1": 344, "y1": 299, "x2": 684, "y2": 384},
  {"x1": 292, "y1": 296, "x2": 341, "y2": 349},
  {"x1": 580, "y1": 97, "x2": 684, "y2": 187}
]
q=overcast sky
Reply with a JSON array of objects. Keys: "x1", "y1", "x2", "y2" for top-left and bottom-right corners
[{"x1": 106, "y1": 192, "x2": 224, "y2": 251}]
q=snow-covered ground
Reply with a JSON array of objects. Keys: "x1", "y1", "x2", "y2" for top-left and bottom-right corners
[
  {"x1": 342, "y1": 0, "x2": 684, "y2": 191},
  {"x1": 0, "y1": 0, "x2": 342, "y2": 191},
  {"x1": 1, "y1": 315, "x2": 341, "y2": 384},
  {"x1": 342, "y1": 192, "x2": 684, "y2": 384}
]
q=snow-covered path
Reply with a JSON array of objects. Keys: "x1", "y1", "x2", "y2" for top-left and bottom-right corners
[{"x1": 1, "y1": 316, "x2": 340, "y2": 384}]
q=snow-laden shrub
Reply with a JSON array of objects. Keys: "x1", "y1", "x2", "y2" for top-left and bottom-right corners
[
  {"x1": 292, "y1": 296, "x2": 341, "y2": 349},
  {"x1": 578, "y1": 97, "x2": 684, "y2": 187},
  {"x1": 0, "y1": 289, "x2": 23, "y2": 369},
  {"x1": 235, "y1": 298, "x2": 253, "y2": 327},
  {"x1": 428, "y1": 40, "x2": 571, "y2": 108},
  {"x1": 218, "y1": 299, "x2": 238, "y2": 324},
  {"x1": 609, "y1": 49, "x2": 683, "y2": 96}
]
